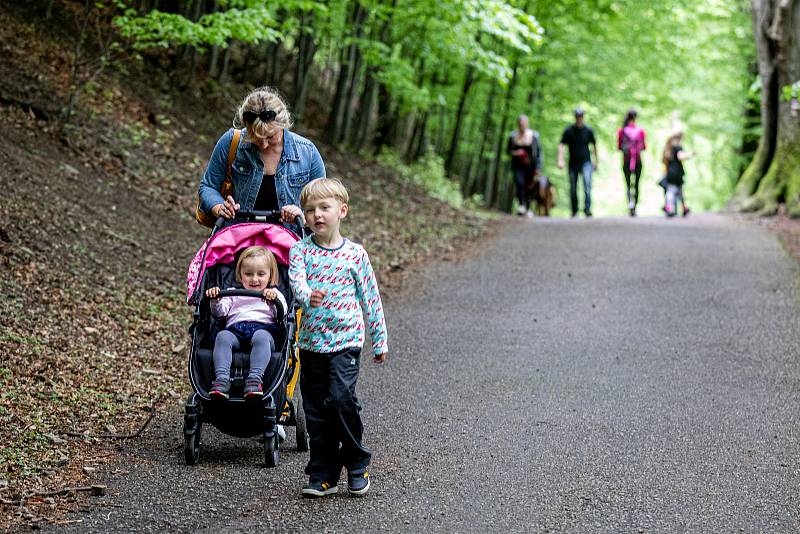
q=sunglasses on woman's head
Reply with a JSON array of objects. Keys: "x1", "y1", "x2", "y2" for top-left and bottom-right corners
[{"x1": 242, "y1": 109, "x2": 277, "y2": 124}]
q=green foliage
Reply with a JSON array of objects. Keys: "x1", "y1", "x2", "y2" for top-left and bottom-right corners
[
  {"x1": 376, "y1": 149, "x2": 467, "y2": 208},
  {"x1": 114, "y1": 3, "x2": 283, "y2": 50},
  {"x1": 782, "y1": 80, "x2": 800, "y2": 101}
]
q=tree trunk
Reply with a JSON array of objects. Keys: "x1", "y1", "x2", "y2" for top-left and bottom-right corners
[
  {"x1": 464, "y1": 83, "x2": 497, "y2": 197},
  {"x1": 352, "y1": 70, "x2": 378, "y2": 149},
  {"x1": 489, "y1": 62, "x2": 520, "y2": 209},
  {"x1": 735, "y1": 0, "x2": 800, "y2": 216},
  {"x1": 352, "y1": 0, "x2": 396, "y2": 150},
  {"x1": 373, "y1": 82, "x2": 394, "y2": 153},
  {"x1": 445, "y1": 65, "x2": 475, "y2": 173},
  {"x1": 340, "y1": 45, "x2": 363, "y2": 145},
  {"x1": 220, "y1": 45, "x2": 232, "y2": 82},
  {"x1": 292, "y1": 12, "x2": 317, "y2": 123}
]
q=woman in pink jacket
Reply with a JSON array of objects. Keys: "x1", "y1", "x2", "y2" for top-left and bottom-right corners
[{"x1": 617, "y1": 109, "x2": 646, "y2": 216}]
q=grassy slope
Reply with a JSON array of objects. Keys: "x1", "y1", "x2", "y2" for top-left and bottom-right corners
[{"x1": 0, "y1": 2, "x2": 485, "y2": 527}]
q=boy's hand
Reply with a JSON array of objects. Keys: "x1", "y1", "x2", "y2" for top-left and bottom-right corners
[
  {"x1": 309, "y1": 289, "x2": 328, "y2": 307},
  {"x1": 373, "y1": 352, "x2": 387, "y2": 364},
  {"x1": 262, "y1": 288, "x2": 278, "y2": 301},
  {"x1": 205, "y1": 287, "x2": 221, "y2": 299}
]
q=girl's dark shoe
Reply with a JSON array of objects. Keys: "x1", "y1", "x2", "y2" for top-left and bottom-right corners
[
  {"x1": 209, "y1": 378, "x2": 230, "y2": 400},
  {"x1": 243, "y1": 379, "x2": 263, "y2": 399},
  {"x1": 347, "y1": 471, "x2": 370, "y2": 496}
]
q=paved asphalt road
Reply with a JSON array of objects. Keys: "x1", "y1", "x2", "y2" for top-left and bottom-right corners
[{"x1": 41, "y1": 214, "x2": 800, "y2": 533}]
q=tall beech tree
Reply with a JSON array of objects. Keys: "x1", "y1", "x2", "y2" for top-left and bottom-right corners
[{"x1": 732, "y1": 0, "x2": 800, "y2": 216}]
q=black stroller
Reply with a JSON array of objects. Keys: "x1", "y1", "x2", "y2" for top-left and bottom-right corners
[{"x1": 184, "y1": 211, "x2": 308, "y2": 467}]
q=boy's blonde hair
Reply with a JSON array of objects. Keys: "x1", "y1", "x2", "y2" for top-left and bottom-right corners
[
  {"x1": 236, "y1": 246, "x2": 279, "y2": 286},
  {"x1": 299, "y1": 178, "x2": 349, "y2": 208}
]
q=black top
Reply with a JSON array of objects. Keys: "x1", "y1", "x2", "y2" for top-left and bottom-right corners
[
  {"x1": 666, "y1": 145, "x2": 685, "y2": 186},
  {"x1": 507, "y1": 131, "x2": 542, "y2": 172},
  {"x1": 253, "y1": 174, "x2": 279, "y2": 211},
  {"x1": 560, "y1": 124, "x2": 596, "y2": 168}
]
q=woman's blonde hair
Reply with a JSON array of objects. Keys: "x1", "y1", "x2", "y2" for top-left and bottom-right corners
[
  {"x1": 233, "y1": 86, "x2": 293, "y2": 141},
  {"x1": 299, "y1": 178, "x2": 349, "y2": 208},
  {"x1": 236, "y1": 246, "x2": 279, "y2": 286}
]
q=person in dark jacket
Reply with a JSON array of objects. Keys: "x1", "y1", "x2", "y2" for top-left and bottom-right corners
[
  {"x1": 507, "y1": 115, "x2": 543, "y2": 218},
  {"x1": 558, "y1": 108, "x2": 598, "y2": 217}
]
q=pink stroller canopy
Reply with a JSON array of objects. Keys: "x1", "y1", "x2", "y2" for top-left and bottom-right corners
[{"x1": 186, "y1": 223, "x2": 299, "y2": 304}]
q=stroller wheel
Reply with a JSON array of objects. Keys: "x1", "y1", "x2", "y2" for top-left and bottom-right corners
[
  {"x1": 184, "y1": 424, "x2": 202, "y2": 465},
  {"x1": 264, "y1": 432, "x2": 279, "y2": 468}
]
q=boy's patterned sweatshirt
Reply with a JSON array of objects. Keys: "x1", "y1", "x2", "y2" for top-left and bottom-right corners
[{"x1": 288, "y1": 236, "x2": 388, "y2": 355}]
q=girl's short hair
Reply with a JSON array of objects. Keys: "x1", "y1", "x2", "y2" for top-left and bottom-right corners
[
  {"x1": 233, "y1": 87, "x2": 293, "y2": 140},
  {"x1": 236, "y1": 246, "x2": 279, "y2": 286},
  {"x1": 299, "y1": 178, "x2": 349, "y2": 208}
]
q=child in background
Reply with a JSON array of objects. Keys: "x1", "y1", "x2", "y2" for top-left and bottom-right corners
[
  {"x1": 206, "y1": 246, "x2": 287, "y2": 400},
  {"x1": 662, "y1": 129, "x2": 693, "y2": 217},
  {"x1": 288, "y1": 178, "x2": 388, "y2": 498}
]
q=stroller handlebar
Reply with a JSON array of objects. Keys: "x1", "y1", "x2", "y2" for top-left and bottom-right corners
[
  {"x1": 234, "y1": 210, "x2": 281, "y2": 223},
  {"x1": 215, "y1": 211, "x2": 305, "y2": 237}
]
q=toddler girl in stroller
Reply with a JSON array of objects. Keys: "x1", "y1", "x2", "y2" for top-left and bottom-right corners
[{"x1": 206, "y1": 246, "x2": 287, "y2": 400}]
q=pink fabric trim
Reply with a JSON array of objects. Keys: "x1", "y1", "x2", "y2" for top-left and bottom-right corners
[{"x1": 186, "y1": 223, "x2": 299, "y2": 304}]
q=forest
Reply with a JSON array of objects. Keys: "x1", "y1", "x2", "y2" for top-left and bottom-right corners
[{"x1": 48, "y1": 0, "x2": 795, "y2": 216}]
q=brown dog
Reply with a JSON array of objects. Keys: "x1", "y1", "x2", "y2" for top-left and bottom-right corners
[{"x1": 529, "y1": 175, "x2": 556, "y2": 216}]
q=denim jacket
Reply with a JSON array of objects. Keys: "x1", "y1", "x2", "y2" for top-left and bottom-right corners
[{"x1": 199, "y1": 128, "x2": 325, "y2": 224}]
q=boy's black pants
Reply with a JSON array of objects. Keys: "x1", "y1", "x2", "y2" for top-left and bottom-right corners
[{"x1": 299, "y1": 347, "x2": 371, "y2": 483}]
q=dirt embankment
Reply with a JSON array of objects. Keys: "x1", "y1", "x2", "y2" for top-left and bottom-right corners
[{"x1": 0, "y1": 2, "x2": 487, "y2": 528}]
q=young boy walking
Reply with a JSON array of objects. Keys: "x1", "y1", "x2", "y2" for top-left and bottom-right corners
[{"x1": 288, "y1": 178, "x2": 388, "y2": 498}]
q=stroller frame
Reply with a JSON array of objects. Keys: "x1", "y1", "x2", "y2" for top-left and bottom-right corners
[{"x1": 183, "y1": 211, "x2": 308, "y2": 467}]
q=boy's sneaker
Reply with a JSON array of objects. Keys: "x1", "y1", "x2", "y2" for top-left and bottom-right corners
[
  {"x1": 209, "y1": 378, "x2": 230, "y2": 400},
  {"x1": 347, "y1": 471, "x2": 370, "y2": 496},
  {"x1": 243, "y1": 379, "x2": 263, "y2": 400},
  {"x1": 302, "y1": 480, "x2": 338, "y2": 498},
  {"x1": 682, "y1": 207, "x2": 691, "y2": 217}
]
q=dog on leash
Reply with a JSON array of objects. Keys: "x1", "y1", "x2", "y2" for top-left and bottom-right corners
[{"x1": 528, "y1": 175, "x2": 556, "y2": 216}]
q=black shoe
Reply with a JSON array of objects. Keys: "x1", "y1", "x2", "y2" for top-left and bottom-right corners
[
  {"x1": 209, "y1": 378, "x2": 230, "y2": 400},
  {"x1": 302, "y1": 480, "x2": 338, "y2": 498},
  {"x1": 585, "y1": 211, "x2": 592, "y2": 218},
  {"x1": 629, "y1": 208, "x2": 636, "y2": 217},
  {"x1": 347, "y1": 471, "x2": 370, "y2": 496},
  {"x1": 243, "y1": 379, "x2": 263, "y2": 400}
]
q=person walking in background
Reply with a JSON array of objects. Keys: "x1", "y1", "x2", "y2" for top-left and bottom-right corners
[
  {"x1": 617, "y1": 109, "x2": 646, "y2": 216},
  {"x1": 507, "y1": 115, "x2": 543, "y2": 218},
  {"x1": 662, "y1": 128, "x2": 693, "y2": 217},
  {"x1": 558, "y1": 108, "x2": 598, "y2": 217}
]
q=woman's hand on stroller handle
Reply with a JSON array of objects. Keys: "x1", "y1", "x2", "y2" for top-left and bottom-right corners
[{"x1": 212, "y1": 195, "x2": 239, "y2": 220}]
